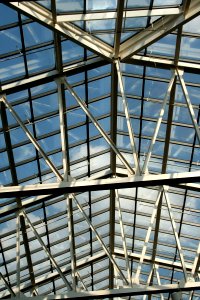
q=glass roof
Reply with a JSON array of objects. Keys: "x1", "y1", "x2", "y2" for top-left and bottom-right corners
[{"x1": 0, "y1": 0, "x2": 200, "y2": 299}]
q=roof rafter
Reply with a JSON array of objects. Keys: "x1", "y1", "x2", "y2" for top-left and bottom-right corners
[
  {"x1": 119, "y1": 0, "x2": 200, "y2": 61},
  {"x1": 7, "y1": 1, "x2": 114, "y2": 61}
]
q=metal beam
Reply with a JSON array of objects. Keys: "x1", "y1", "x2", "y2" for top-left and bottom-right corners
[
  {"x1": 63, "y1": 78, "x2": 134, "y2": 175},
  {"x1": 115, "y1": 190, "x2": 131, "y2": 285},
  {"x1": 4, "y1": 282, "x2": 200, "y2": 299},
  {"x1": 114, "y1": 0, "x2": 125, "y2": 58},
  {"x1": 8, "y1": 2, "x2": 113, "y2": 60},
  {"x1": 72, "y1": 195, "x2": 129, "y2": 285},
  {"x1": 0, "y1": 95, "x2": 63, "y2": 181},
  {"x1": 16, "y1": 212, "x2": 21, "y2": 296},
  {"x1": 191, "y1": 242, "x2": 200, "y2": 278},
  {"x1": 56, "y1": 8, "x2": 181, "y2": 22},
  {"x1": 0, "y1": 273, "x2": 15, "y2": 297},
  {"x1": 119, "y1": 0, "x2": 200, "y2": 60},
  {"x1": 1, "y1": 58, "x2": 107, "y2": 95},
  {"x1": 116, "y1": 60, "x2": 140, "y2": 173},
  {"x1": 1, "y1": 171, "x2": 200, "y2": 198},
  {"x1": 133, "y1": 188, "x2": 163, "y2": 284},
  {"x1": 164, "y1": 189, "x2": 188, "y2": 281},
  {"x1": 115, "y1": 249, "x2": 200, "y2": 273},
  {"x1": 22, "y1": 210, "x2": 72, "y2": 291},
  {"x1": 0, "y1": 252, "x2": 107, "y2": 298},
  {"x1": 176, "y1": 69, "x2": 200, "y2": 145},
  {"x1": 142, "y1": 73, "x2": 176, "y2": 174},
  {"x1": 127, "y1": 55, "x2": 200, "y2": 73}
]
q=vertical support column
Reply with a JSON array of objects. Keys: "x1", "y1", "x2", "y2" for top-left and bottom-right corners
[
  {"x1": 57, "y1": 79, "x2": 77, "y2": 290},
  {"x1": 16, "y1": 211, "x2": 21, "y2": 297},
  {"x1": 116, "y1": 60, "x2": 140, "y2": 174},
  {"x1": 115, "y1": 189, "x2": 131, "y2": 285},
  {"x1": 67, "y1": 196, "x2": 77, "y2": 291},
  {"x1": 110, "y1": 62, "x2": 117, "y2": 291}
]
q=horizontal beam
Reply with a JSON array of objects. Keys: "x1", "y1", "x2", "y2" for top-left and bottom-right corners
[
  {"x1": 115, "y1": 249, "x2": 197, "y2": 272},
  {"x1": 1, "y1": 171, "x2": 200, "y2": 198},
  {"x1": 120, "y1": 0, "x2": 200, "y2": 60},
  {"x1": 5, "y1": 282, "x2": 200, "y2": 299},
  {"x1": 0, "y1": 252, "x2": 106, "y2": 298},
  {"x1": 127, "y1": 55, "x2": 200, "y2": 73},
  {"x1": 57, "y1": 8, "x2": 181, "y2": 22},
  {"x1": 1, "y1": 58, "x2": 107, "y2": 95}
]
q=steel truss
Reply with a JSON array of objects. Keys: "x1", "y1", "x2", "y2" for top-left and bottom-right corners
[{"x1": 0, "y1": 0, "x2": 200, "y2": 299}]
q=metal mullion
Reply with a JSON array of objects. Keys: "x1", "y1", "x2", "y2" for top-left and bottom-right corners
[
  {"x1": 0, "y1": 242, "x2": 11, "y2": 287},
  {"x1": 16, "y1": 211, "x2": 21, "y2": 296},
  {"x1": 109, "y1": 63, "x2": 117, "y2": 291}
]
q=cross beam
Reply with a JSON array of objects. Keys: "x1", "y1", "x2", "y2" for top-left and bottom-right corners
[{"x1": 0, "y1": 171, "x2": 200, "y2": 198}]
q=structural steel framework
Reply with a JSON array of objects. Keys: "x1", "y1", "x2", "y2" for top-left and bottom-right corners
[{"x1": 0, "y1": 0, "x2": 200, "y2": 299}]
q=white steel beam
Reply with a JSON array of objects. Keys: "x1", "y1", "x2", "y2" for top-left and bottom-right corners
[
  {"x1": 115, "y1": 249, "x2": 200, "y2": 273},
  {"x1": 128, "y1": 54, "x2": 200, "y2": 72},
  {"x1": 57, "y1": 8, "x2": 181, "y2": 22},
  {"x1": 119, "y1": 0, "x2": 200, "y2": 60},
  {"x1": 22, "y1": 210, "x2": 73, "y2": 291},
  {"x1": 0, "y1": 95, "x2": 63, "y2": 181},
  {"x1": 142, "y1": 267, "x2": 154, "y2": 300},
  {"x1": 115, "y1": 189, "x2": 131, "y2": 285},
  {"x1": 72, "y1": 195, "x2": 129, "y2": 285},
  {"x1": 177, "y1": 69, "x2": 200, "y2": 145},
  {"x1": 1, "y1": 171, "x2": 200, "y2": 198},
  {"x1": 133, "y1": 188, "x2": 163, "y2": 284},
  {"x1": 1, "y1": 58, "x2": 106, "y2": 95},
  {"x1": 191, "y1": 242, "x2": 200, "y2": 277},
  {"x1": 7, "y1": 282, "x2": 200, "y2": 299},
  {"x1": 16, "y1": 212, "x2": 21, "y2": 296},
  {"x1": 0, "y1": 273, "x2": 15, "y2": 297},
  {"x1": 63, "y1": 78, "x2": 135, "y2": 175},
  {"x1": 142, "y1": 73, "x2": 176, "y2": 174},
  {"x1": 155, "y1": 265, "x2": 165, "y2": 300},
  {"x1": 164, "y1": 189, "x2": 188, "y2": 281},
  {"x1": 8, "y1": 2, "x2": 113, "y2": 60},
  {"x1": 116, "y1": 60, "x2": 140, "y2": 174}
]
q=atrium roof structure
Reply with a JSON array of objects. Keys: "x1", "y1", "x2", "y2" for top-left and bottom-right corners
[{"x1": 0, "y1": 0, "x2": 200, "y2": 299}]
